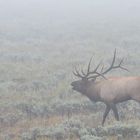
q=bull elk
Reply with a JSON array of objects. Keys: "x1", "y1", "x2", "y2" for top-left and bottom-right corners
[{"x1": 71, "y1": 49, "x2": 140, "y2": 126}]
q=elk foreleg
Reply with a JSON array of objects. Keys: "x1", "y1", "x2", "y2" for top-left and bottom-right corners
[
  {"x1": 111, "y1": 104, "x2": 119, "y2": 121},
  {"x1": 102, "y1": 105, "x2": 111, "y2": 126}
]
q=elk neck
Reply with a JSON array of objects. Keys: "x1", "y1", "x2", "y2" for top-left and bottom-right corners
[{"x1": 84, "y1": 80, "x2": 102, "y2": 102}]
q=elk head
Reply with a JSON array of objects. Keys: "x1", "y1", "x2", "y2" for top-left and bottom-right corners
[{"x1": 71, "y1": 49, "x2": 128, "y2": 95}]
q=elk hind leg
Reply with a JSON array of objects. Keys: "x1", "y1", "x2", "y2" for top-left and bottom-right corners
[
  {"x1": 102, "y1": 105, "x2": 111, "y2": 126},
  {"x1": 111, "y1": 104, "x2": 119, "y2": 121}
]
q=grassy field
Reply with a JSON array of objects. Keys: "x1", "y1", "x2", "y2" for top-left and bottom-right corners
[{"x1": 0, "y1": 44, "x2": 140, "y2": 140}]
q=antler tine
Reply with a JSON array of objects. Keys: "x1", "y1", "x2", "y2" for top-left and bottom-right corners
[
  {"x1": 73, "y1": 71, "x2": 83, "y2": 78},
  {"x1": 73, "y1": 67, "x2": 84, "y2": 78},
  {"x1": 87, "y1": 56, "x2": 93, "y2": 74},
  {"x1": 115, "y1": 58, "x2": 129, "y2": 72},
  {"x1": 88, "y1": 72, "x2": 107, "y2": 80},
  {"x1": 76, "y1": 67, "x2": 84, "y2": 77},
  {"x1": 101, "y1": 49, "x2": 129, "y2": 75},
  {"x1": 100, "y1": 64, "x2": 104, "y2": 73},
  {"x1": 89, "y1": 61, "x2": 102, "y2": 74},
  {"x1": 81, "y1": 69, "x2": 87, "y2": 76},
  {"x1": 85, "y1": 60, "x2": 102, "y2": 79},
  {"x1": 101, "y1": 49, "x2": 117, "y2": 75},
  {"x1": 73, "y1": 70, "x2": 80, "y2": 77},
  {"x1": 119, "y1": 66, "x2": 129, "y2": 72},
  {"x1": 95, "y1": 72, "x2": 107, "y2": 79},
  {"x1": 72, "y1": 56, "x2": 95, "y2": 79},
  {"x1": 111, "y1": 48, "x2": 116, "y2": 67},
  {"x1": 74, "y1": 56, "x2": 94, "y2": 78},
  {"x1": 119, "y1": 58, "x2": 124, "y2": 65}
]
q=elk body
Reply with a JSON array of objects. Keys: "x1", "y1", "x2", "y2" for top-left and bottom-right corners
[{"x1": 71, "y1": 50, "x2": 140, "y2": 126}]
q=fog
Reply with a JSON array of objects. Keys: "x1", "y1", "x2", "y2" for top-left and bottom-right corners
[{"x1": 0, "y1": 0, "x2": 140, "y2": 44}]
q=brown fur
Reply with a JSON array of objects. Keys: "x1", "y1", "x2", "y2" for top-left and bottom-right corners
[{"x1": 71, "y1": 76, "x2": 140, "y2": 125}]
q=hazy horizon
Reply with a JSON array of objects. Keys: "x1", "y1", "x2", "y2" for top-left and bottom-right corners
[{"x1": 0, "y1": 0, "x2": 140, "y2": 44}]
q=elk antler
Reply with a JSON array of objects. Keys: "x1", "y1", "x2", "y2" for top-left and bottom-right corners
[
  {"x1": 87, "y1": 49, "x2": 129, "y2": 80},
  {"x1": 73, "y1": 49, "x2": 128, "y2": 80},
  {"x1": 73, "y1": 67, "x2": 85, "y2": 78}
]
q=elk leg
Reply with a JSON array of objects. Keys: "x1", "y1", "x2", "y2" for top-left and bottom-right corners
[
  {"x1": 111, "y1": 104, "x2": 119, "y2": 121},
  {"x1": 102, "y1": 105, "x2": 111, "y2": 126}
]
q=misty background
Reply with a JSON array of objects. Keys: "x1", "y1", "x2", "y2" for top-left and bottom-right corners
[
  {"x1": 0, "y1": 0, "x2": 140, "y2": 140},
  {"x1": 0, "y1": 0, "x2": 140, "y2": 52},
  {"x1": 0, "y1": 0, "x2": 140, "y2": 70}
]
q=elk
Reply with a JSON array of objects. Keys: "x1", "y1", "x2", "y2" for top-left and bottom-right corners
[{"x1": 71, "y1": 49, "x2": 140, "y2": 126}]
